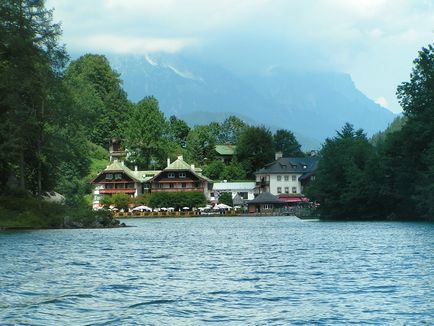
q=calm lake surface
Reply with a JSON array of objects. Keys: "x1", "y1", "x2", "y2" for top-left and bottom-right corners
[{"x1": 0, "y1": 216, "x2": 433, "y2": 325}]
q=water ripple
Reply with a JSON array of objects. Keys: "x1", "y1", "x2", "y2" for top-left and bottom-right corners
[{"x1": 0, "y1": 217, "x2": 433, "y2": 325}]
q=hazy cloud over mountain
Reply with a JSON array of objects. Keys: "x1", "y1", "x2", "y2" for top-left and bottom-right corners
[{"x1": 48, "y1": 0, "x2": 434, "y2": 113}]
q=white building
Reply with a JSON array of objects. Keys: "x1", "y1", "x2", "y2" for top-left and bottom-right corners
[
  {"x1": 255, "y1": 153, "x2": 319, "y2": 200},
  {"x1": 212, "y1": 181, "x2": 256, "y2": 203}
]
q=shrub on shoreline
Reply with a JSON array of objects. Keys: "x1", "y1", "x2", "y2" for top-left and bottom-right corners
[{"x1": 0, "y1": 194, "x2": 120, "y2": 229}]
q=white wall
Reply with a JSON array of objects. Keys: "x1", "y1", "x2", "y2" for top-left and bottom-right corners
[{"x1": 257, "y1": 173, "x2": 303, "y2": 196}]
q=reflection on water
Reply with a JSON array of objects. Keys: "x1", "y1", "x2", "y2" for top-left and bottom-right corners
[{"x1": 0, "y1": 217, "x2": 433, "y2": 324}]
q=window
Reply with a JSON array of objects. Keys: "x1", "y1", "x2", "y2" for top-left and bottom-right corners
[
  {"x1": 115, "y1": 173, "x2": 122, "y2": 180},
  {"x1": 168, "y1": 172, "x2": 175, "y2": 178},
  {"x1": 238, "y1": 192, "x2": 248, "y2": 199},
  {"x1": 182, "y1": 183, "x2": 186, "y2": 188},
  {"x1": 105, "y1": 173, "x2": 113, "y2": 180},
  {"x1": 285, "y1": 187, "x2": 289, "y2": 194},
  {"x1": 169, "y1": 183, "x2": 174, "y2": 188},
  {"x1": 277, "y1": 187, "x2": 282, "y2": 194},
  {"x1": 292, "y1": 187, "x2": 297, "y2": 194},
  {"x1": 292, "y1": 175, "x2": 296, "y2": 181},
  {"x1": 263, "y1": 204, "x2": 272, "y2": 210},
  {"x1": 277, "y1": 175, "x2": 282, "y2": 181},
  {"x1": 106, "y1": 184, "x2": 114, "y2": 189},
  {"x1": 284, "y1": 175, "x2": 289, "y2": 181},
  {"x1": 179, "y1": 172, "x2": 186, "y2": 178},
  {"x1": 311, "y1": 176, "x2": 316, "y2": 181}
]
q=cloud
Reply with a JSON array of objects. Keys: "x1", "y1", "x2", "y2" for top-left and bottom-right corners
[
  {"x1": 68, "y1": 35, "x2": 196, "y2": 54},
  {"x1": 46, "y1": 0, "x2": 434, "y2": 113},
  {"x1": 375, "y1": 96, "x2": 389, "y2": 108}
]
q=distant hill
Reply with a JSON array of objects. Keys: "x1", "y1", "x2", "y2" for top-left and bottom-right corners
[{"x1": 106, "y1": 53, "x2": 395, "y2": 149}]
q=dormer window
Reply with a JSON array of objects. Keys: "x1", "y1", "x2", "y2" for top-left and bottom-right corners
[
  {"x1": 291, "y1": 165, "x2": 297, "y2": 169},
  {"x1": 168, "y1": 172, "x2": 175, "y2": 178},
  {"x1": 179, "y1": 172, "x2": 186, "y2": 178},
  {"x1": 105, "y1": 173, "x2": 113, "y2": 180},
  {"x1": 115, "y1": 173, "x2": 122, "y2": 180}
]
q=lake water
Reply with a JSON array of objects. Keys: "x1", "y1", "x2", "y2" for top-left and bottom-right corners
[{"x1": 0, "y1": 216, "x2": 433, "y2": 325}]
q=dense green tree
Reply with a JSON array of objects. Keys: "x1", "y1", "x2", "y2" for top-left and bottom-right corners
[
  {"x1": 236, "y1": 126, "x2": 275, "y2": 177},
  {"x1": 64, "y1": 54, "x2": 131, "y2": 147},
  {"x1": 370, "y1": 115, "x2": 406, "y2": 147},
  {"x1": 221, "y1": 161, "x2": 247, "y2": 181},
  {"x1": 379, "y1": 44, "x2": 434, "y2": 219},
  {"x1": 273, "y1": 129, "x2": 303, "y2": 157},
  {"x1": 111, "y1": 193, "x2": 131, "y2": 209},
  {"x1": 218, "y1": 192, "x2": 233, "y2": 206},
  {"x1": 167, "y1": 115, "x2": 190, "y2": 148},
  {"x1": 218, "y1": 116, "x2": 247, "y2": 144},
  {"x1": 307, "y1": 123, "x2": 382, "y2": 219},
  {"x1": 202, "y1": 160, "x2": 226, "y2": 180},
  {"x1": 123, "y1": 96, "x2": 167, "y2": 169},
  {"x1": 0, "y1": 0, "x2": 90, "y2": 197},
  {"x1": 186, "y1": 125, "x2": 217, "y2": 165},
  {"x1": 148, "y1": 192, "x2": 206, "y2": 209}
]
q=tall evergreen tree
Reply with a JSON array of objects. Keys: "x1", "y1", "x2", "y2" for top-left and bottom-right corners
[
  {"x1": 307, "y1": 123, "x2": 382, "y2": 219},
  {"x1": 0, "y1": 0, "x2": 70, "y2": 195},
  {"x1": 122, "y1": 96, "x2": 167, "y2": 169},
  {"x1": 64, "y1": 54, "x2": 131, "y2": 147},
  {"x1": 236, "y1": 125, "x2": 275, "y2": 177},
  {"x1": 379, "y1": 44, "x2": 434, "y2": 219},
  {"x1": 185, "y1": 125, "x2": 217, "y2": 165},
  {"x1": 273, "y1": 129, "x2": 303, "y2": 157}
]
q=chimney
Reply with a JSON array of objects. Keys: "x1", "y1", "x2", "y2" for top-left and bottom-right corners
[
  {"x1": 134, "y1": 165, "x2": 138, "y2": 171},
  {"x1": 275, "y1": 151, "x2": 283, "y2": 160},
  {"x1": 191, "y1": 164, "x2": 195, "y2": 170},
  {"x1": 167, "y1": 158, "x2": 171, "y2": 167},
  {"x1": 178, "y1": 155, "x2": 183, "y2": 160}
]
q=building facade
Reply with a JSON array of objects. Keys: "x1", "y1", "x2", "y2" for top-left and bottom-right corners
[
  {"x1": 255, "y1": 155, "x2": 319, "y2": 198},
  {"x1": 212, "y1": 181, "x2": 256, "y2": 203},
  {"x1": 91, "y1": 153, "x2": 213, "y2": 209},
  {"x1": 147, "y1": 156, "x2": 213, "y2": 198}
]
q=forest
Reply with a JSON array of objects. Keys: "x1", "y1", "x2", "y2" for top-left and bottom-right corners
[{"x1": 0, "y1": 1, "x2": 433, "y2": 222}]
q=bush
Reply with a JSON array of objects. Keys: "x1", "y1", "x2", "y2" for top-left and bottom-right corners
[
  {"x1": 219, "y1": 192, "x2": 233, "y2": 206},
  {"x1": 0, "y1": 193, "x2": 120, "y2": 229},
  {"x1": 148, "y1": 192, "x2": 207, "y2": 209}
]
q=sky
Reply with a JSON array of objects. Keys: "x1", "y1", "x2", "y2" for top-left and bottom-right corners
[{"x1": 47, "y1": 0, "x2": 434, "y2": 113}]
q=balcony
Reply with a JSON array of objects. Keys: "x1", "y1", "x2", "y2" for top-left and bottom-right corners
[
  {"x1": 99, "y1": 189, "x2": 136, "y2": 194},
  {"x1": 151, "y1": 188, "x2": 204, "y2": 193},
  {"x1": 255, "y1": 180, "x2": 270, "y2": 188}
]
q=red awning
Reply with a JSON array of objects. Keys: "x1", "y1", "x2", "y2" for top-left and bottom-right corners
[
  {"x1": 280, "y1": 197, "x2": 302, "y2": 203},
  {"x1": 279, "y1": 196, "x2": 309, "y2": 203}
]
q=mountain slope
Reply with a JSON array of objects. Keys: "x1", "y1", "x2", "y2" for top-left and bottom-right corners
[{"x1": 107, "y1": 53, "x2": 395, "y2": 146}]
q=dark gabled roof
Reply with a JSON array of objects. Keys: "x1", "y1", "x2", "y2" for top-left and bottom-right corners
[
  {"x1": 232, "y1": 194, "x2": 245, "y2": 206},
  {"x1": 248, "y1": 192, "x2": 284, "y2": 204},
  {"x1": 255, "y1": 156, "x2": 319, "y2": 175}
]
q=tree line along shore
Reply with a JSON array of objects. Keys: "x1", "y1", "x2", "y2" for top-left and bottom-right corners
[{"x1": 0, "y1": 1, "x2": 433, "y2": 228}]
